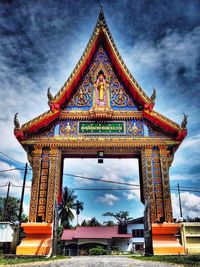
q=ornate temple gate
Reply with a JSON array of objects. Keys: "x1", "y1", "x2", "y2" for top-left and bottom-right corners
[{"x1": 14, "y1": 9, "x2": 187, "y2": 256}]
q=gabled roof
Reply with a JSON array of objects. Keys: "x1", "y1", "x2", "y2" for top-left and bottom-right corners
[
  {"x1": 14, "y1": 8, "x2": 187, "y2": 143},
  {"x1": 61, "y1": 226, "x2": 132, "y2": 241}
]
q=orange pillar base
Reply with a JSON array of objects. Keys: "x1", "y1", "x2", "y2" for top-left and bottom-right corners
[
  {"x1": 152, "y1": 223, "x2": 185, "y2": 255},
  {"x1": 16, "y1": 223, "x2": 53, "y2": 256}
]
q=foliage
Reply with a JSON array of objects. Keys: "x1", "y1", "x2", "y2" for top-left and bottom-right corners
[
  {"x1": 0, "y1": 256, "x2": 69, "y2": 265},
  {"x1": 58, "y1": 187, "x2": 84, "y2": 229},
  {"x1": 131, "y1": 255, "x2": 200, "y2": 267},
  {"x1": 57, "y1": 225, "x2": 64, "y2": 254},
  {"x1": 103, "y1": 211, "x2": 132, "y2": 224},
  {"x1": 0, "y1": 197, "x2": 27, "y2": 223},
  {"x1": 111, "y1": 246, "x2": 119, "y2": 255},
  {"x1": 81, "y1": 219, "x2": 87, "y2": 226},
  {"x1": 81, "y1": 217, "x2": 101, "y2": 226},
  {"x1": 103, "y1": 220, "x2": 115, "y2": 226},
  {"x1": 186, "y1": 216, "x2": 200, "y2": 222},
  {"x1": 89, "y1": 246, "x2": 107, "y2": 255},
  {"x1": 75, "y1": 200, "x2": 84, "y2": 225},
  {"x1": 58, "y1": 187, "x2": 77, "y2": 229}
]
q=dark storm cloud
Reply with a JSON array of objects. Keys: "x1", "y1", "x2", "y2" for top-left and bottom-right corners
[{"x1": 0, "y1": 0, "x2": 200, "y2": 216}]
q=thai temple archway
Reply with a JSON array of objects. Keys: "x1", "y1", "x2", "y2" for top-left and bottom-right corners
[{"x1": 14, "y1": 8, "x2": 187, "y2": 256}]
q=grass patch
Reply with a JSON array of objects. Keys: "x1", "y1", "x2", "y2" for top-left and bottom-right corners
[
  {"x1": 130, "y1": 255, "x2": 200, "y2": 266},
  {"x1": 0, "y1": 255, "x2": 69, "y2": 265}
]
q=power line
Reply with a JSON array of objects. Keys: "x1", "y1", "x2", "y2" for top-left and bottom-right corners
[
  {"x1": 174, "y1": 202, "x2": 200, "y2": 217},
  {"x1": 0, "y1": 168, "x2": 25, "y2": 173},
  {"x1": 66, "y1": 188, "x2": 140, "y2": 192},
  {"x1": 0, "y1": 152, "x2": 25, "y2": 165},
  {"x1": 63, "y1": 173, "x2": 140, "y2": 187}
]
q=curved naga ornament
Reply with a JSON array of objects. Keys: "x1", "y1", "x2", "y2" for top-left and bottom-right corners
[
  {"x1": 14, "y1": 112, "x2": 20, "y2": 129},
  {"x1": 47, "y1": 87, "x2": 54, "y2": 101},
  {"x1": 150, "y1": 88, "x2": 156, "y2": 103},
  {"x1": 181, "y1": 113, "x2": 188, "y2": 129}
]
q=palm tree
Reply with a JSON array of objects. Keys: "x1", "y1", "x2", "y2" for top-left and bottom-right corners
[
  {"x1": 58, "y1": 187, "x2": 77, "y2": 229},
  {"x1": 75, "y1": 200, "x2": 84, "y2": 226}
]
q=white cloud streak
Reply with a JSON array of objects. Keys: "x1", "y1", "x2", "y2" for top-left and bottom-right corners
[{"x1": 96, "y1": 193, "x2": 119, "y2": 206}]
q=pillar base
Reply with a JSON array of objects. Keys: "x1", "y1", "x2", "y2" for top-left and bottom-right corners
[
  {"x1": 16, "y1": 223, "x2": 53, "y2": 256},
  {"x1": 152, "y1": 223, "x2": 185, "y2": 255}
]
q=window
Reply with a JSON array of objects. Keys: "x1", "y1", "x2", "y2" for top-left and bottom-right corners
[{"x1": 132, "y1": 229, "x2": 144, "y2": 237}]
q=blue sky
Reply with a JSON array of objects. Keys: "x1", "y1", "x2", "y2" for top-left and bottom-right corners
[{"x1": 0, "y1": 0, "x2": 200, "y2": 224}]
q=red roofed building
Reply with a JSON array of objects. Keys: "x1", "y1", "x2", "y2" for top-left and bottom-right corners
[{"x1": 61, "y1": 226, "x2": 132, "y2": 255}]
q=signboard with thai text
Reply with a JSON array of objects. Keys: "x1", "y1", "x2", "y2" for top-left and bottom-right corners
[{"x1": 79, "y1": 122, "x2": 124, "y2": 134}]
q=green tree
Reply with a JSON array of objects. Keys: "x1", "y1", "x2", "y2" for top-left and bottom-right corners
[
  {"x1": 81, "y1": 219, "x2": 87, "y2": 226},
  {"x1": 58, "y1": 187, "x2": 77, "y2": 229},
  {"x1": 103, "y1": 220, "x2": 115, "y2": 226},
  {"x1": 0, "y1": 197, "x2": 27, "y2": 223},
  {"x1": 86, "y1": 217, "x2": 101, "y2": 226},
  {"x1": 75, "y1": 200, "x2": 84, "y2": 226},
  {"x1": 103, "y1": 211, "x2": 132, "y2": 224}
]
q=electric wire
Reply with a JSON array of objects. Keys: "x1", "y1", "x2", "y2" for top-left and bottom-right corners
[
  {"x1": 0, "y1": 168, "x2": 25, "y2": 173},
  {"x1": 0, "y1": 151, "x2": 31, "y2": 170},
  {"x1": 63, "y1": 172, "x2": 140, "y2": 187},
  {"x1": 174, "y1": 201, "x2": 200, "y2": 217},
  {"x1": 0, "y1": 151, "x2": 25, "y2": 165}
]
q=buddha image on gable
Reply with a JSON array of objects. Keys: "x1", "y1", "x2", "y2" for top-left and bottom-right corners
[{"x1": 94, "y1": 70, "x2": 108, "y2": 106}]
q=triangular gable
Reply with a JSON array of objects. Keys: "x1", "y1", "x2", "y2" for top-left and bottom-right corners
[
  {"x1": 64, "y1": 47, "x2": 138, "y2": 111},
  {"x1": 14, "y1": 8, "x2": 187, "y2": 143}
]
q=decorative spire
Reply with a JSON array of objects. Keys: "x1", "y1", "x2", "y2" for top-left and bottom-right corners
[
  {"x1": 14, "y1": 112, "x2": 20, "y2": 129},
  {"x1": 150, "y1": 88, "x2": 156, "y2": 103},
  {"x1": 96, "y1": 1, "x2": 106, "y2": 28},
  {"x1": 181, "y1": 113, "x2": 188, "y2": 129},
  {"x1": 47, "y1": 87, "x2": 54, "y2": 101}
]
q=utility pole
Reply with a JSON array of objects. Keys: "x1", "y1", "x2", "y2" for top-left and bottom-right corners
[
  {"x1": 18, "y1": 163, "x2": 28, "y2": 224},
  {"x1": 3, "y1": 181, "x2": 11, "y2": 221},
  {"x1": 178, "y1": 183, "x2": 183, "y2": 217}
]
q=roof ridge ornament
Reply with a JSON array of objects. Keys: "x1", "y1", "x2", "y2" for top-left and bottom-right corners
[
  {"x1": 14, "y1": 112, "x2": 20, "y2": 129},
  {"x1": 150, "y1": 88, "x2": 156, "y2": 103},
  {"x1": 181, "y1": 113, "x2": 188, "y2": 129},
  {"x1": 47, "y1": 87, "x2": 54, "y2": 101}
]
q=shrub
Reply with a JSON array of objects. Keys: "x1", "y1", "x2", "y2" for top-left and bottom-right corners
[{"x1": 89, "y1": 246, "x2": 107, "y2": 255}]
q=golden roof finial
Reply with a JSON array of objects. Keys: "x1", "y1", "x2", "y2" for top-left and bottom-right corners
[
  {"x1": 14, "y1": 112, "x2": 20, "y2": 129},
  {"x1": 47, "y1": 87, "x2": 54, "y2": 101},
  {"x1": 181, "y1": 113, "x2": 188, "y2": 129}
]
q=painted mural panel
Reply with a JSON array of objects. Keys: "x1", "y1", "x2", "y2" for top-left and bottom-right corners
[{"x1": 65, "y1": 47, "x2": 137, "y2": 110}]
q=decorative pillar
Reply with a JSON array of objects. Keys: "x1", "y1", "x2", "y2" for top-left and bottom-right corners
[
  {"x1": 141, "y1": 147, "x2": 157, "y2": 222},
  {"x1": 29, "y1": 146, "x2": 61, "y2": 223},
  {"x1": 46, "y1": 148, "x2": 61, "y2": 223},
  {"x1": 142, "y1": 146, "x2": 173, "y2": 223},
  {"x1": 29, "y1": 146, "x2": 42, "y2": 222},
  {"x1": 160, "y1": 147, "x2": 173, "y2": 222}
]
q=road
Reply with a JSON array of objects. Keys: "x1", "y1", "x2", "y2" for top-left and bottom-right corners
[{"x1": 9, "y1": 256, "x2": 185, "y2": 267}]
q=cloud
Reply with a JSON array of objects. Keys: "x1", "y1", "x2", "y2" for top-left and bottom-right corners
[
  {"x1": 96, "y1": 193, "x2": 119, "y2": 206},
  {"x1": 0, "y1": 160, "x2": 31, "y2": 199},
  {"x1": 172, "y1": 192, "x2": 200, "y2": 219},
  {"x1": 63, "y1": 158, "x2": 139, "y2": 187},
  {"x1": 123, "y1": 26, "x2": 200, "y2": 88},
  {"x1": 123, "y1": 189, "x2": 141, "y2": 201}
]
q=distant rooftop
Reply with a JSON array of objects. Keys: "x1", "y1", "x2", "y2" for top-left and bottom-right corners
[{"x1": 61, "y1": 226, "x2": 132, "y2": 241}]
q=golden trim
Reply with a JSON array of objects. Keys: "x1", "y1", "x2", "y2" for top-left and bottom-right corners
[
  {"x1": 60, "y1": 110, "x2": 143, "y2": 120},
  {"x1": 22, "y1": 137, "x2": 179, "y2": 149}
]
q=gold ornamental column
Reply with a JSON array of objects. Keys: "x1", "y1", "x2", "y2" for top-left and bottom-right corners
[
  {"x1": 46, "y1": 148, "x2": 62, "y2": 223},
  {"x1": 160, "y1": 147, "x2": 173, "y2": 222},
  {"x1": 141, "y1": 147, "x2": 157, "y2": 223},
  {"x1": 29, "y1": 146, "x2": 42, "y2": 222},
  {"x1": 16, "y1": 147, "x2": 62, "y2": 256}
]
